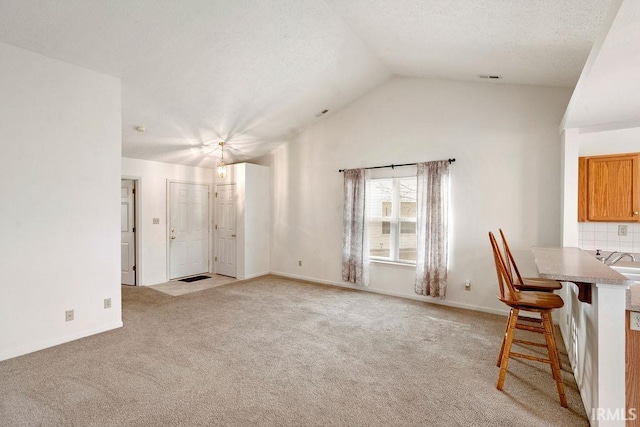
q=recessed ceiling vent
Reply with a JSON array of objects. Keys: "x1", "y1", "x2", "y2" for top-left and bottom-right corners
[
  {"x1": 477, "y1": 74, "x2": 502, "y2": 80},
  {"x1": 315, "y1": 109, "x2": 329, "y2": 118}
]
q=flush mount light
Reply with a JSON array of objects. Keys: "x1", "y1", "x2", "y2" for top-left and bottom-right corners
[
  {"x1": 217, "y1": 142, "x2": 227, "y2": 178},
  {"x1": 134, "y1": 126, "x2": 146, "y2": 133},
  {"x1": 477, "y1": 74, "x2": 502, "y2": 80}
]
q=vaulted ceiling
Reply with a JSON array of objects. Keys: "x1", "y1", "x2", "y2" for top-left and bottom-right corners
[
  {"x1": 0, "y1": 1, "x2": 610, "y2": 167},
  {"x1": 563, "y1": 0, "x2": 640, "y2": 131}
]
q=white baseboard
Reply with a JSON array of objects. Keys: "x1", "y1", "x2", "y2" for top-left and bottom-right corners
[
  {"x1": 270, "y1": 271, "x2": 510, "y2": 317},
  {"x1": 0, "y1": 321, "x2": 124, "y2": 362},
  {"x1": 242, "y1": 272, "x2": 269, "y2": 280}
]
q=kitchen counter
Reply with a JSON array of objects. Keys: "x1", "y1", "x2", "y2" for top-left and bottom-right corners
[
  {"x1": 532, "y1": 246, "x2": 632, "y2": 305},
  {"x1": 532, "y1": 246, "x2": 632, "y2": 286},
  {"x1": 532, "y1": 246, "x2": 631, "y2": 426}
]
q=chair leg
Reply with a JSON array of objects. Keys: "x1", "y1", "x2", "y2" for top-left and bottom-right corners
[
  {"x1": 542, "y1": 312, "x2": 568, "y2": 408},
  {"x1": 496, "y1": 309, "x2": 513, "y2": 367},
  {"x1": 547, "y1": 312, "x2": 562, "y2": 370},
  {"x1": 497, "y1": 308, "x2": 518, "y2": 390}
]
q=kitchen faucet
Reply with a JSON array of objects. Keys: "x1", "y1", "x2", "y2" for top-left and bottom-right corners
[{"x1": 607, "y1": 252, "x2": 636, "y2": 266}]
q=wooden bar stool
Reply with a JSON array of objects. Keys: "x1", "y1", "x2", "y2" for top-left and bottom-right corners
[
  {"x1": 499, "y1": 229, "x2": 562, "y2": 292},
  {"x1": 489, "y1": 231, "x2": 568, "y2": 408},
  {"x1": 498, "y1": 229, "x2": 564, "y2": 369}
]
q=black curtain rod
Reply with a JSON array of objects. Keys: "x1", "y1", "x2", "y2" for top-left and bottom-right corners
[{"x1": 338, "y1": 158, "x2": 455, "y2": 173}]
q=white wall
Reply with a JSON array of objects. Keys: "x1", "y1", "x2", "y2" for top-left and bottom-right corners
[
  {"x1": 268, "y1": 76, "x2": 572, "y2": 314},
  {"x1": 0, "y1": 42, "x2": 122, "y2": 361},
  {"x1": 214, "y1": 163, "x2": 270, "y2": 279},
  {"x1": 578, "y1": 126, "x2": 640, "y2": 156},
  {"x1": 243, "y1": 164, "x2": 271, "y2": 278},
  {"x1": 121, "y1": 157, "x2": 213, "y2": 285}
]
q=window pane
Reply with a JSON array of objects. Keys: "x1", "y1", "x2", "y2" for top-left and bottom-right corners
[
  {"x1": 398, "y1": 178, "x2": 417, "y2": 261},
  {"x1": 369, "y1": 219, "x2": 391, "y2": 257},
  {"x1": 382, "y1": 221, "x2": 391, "y2": 235},
  {"x1": 369, "y1": 179, "x2": 393, "y2": 217},
  {"x1": 369, "y1": 179, "x2": 392, "y2": 258},
  {"x1": 400, "y1": 222, "x2": 416, "y2": 234},
  {"x1": 398, "y1": 177, "x2": 417, "y2": 218},
  {"x1": 399, "y1": 221, "x2": 417, "y2": 261}
]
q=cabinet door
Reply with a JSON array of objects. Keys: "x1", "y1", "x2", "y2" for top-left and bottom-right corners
[{"x1": 587, "y1": 154, "x2": 640, "y2": 222}]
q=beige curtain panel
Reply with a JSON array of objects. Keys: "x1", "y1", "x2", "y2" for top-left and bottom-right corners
[
  {"x1": 415, "y1": 160, "x2": 450, "y2": 298},
  {"x1": 342, "y1": 168, "x2": 366, "y2": 284}
]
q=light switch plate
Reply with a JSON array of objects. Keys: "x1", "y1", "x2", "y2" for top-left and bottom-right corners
[
  {"x1": 153, "y1": 218, "x2": 160, "y2": 224},
  {"x1": 631, "y1": 311, "x2": 640, "y2": 331},
  {"x1": 618, "y1": 225, "x2": 628, "y2": 237}
]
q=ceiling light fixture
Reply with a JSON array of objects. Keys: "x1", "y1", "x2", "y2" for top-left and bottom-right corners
[{"x1": 217, "y1": 142, "x2": 227, "y2": 178}]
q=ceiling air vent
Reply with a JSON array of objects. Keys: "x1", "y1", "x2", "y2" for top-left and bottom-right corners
[{"x1": 477, "y1": 74, "x2": 502, "y2": 80}]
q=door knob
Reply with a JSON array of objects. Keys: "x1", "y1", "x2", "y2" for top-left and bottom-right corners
[{"x1": 171, "y1": 235, "x2": 176, "y2": 240}]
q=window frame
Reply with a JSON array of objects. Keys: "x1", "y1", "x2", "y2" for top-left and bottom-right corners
[{"x1": 368, "y1": 177, "x2": 417, "y2": 265}]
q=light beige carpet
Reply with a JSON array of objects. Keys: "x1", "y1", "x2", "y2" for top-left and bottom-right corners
[
  {"x1": 149, "y1": 274, "x2": 237, "y2": 296},
  {"x1": 0, "y1": 275, "x2": 588, "y2": 426}
]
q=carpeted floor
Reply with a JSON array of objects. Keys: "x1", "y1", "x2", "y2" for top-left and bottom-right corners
[{"x1": 0, "y1": 275, "x2": 588, "y2": 426}]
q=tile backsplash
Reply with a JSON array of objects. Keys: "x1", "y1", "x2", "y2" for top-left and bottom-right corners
[{"x1": 578, "y1": 222, "x2": 640, "y2": 252}]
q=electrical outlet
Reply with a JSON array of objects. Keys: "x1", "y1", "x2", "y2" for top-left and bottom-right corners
[
  {"x1": 464, "y1": 280, "x2": 471, "y2": 291},
  {"x1": 104, "y1": 298, "x2": 111, "y2": 309},
  {"x1": 153, "y1": 218, "x2": 160, "y2": 224},
  {"x1": 298, "y1": 260, "x2": 302, "y2": 267},
  {"x1": 631, "y1": 312, "x2": 640, "y2": 331},
  {"x1": 65, "y1": 310, "x2": 74, "y2": 322},
  {"x1": 618, "y1": 225, "x2": 628, "y2": 237}
]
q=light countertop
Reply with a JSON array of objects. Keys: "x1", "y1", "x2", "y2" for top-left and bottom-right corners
[
  {"x1": 532, "y1": 247, "x2": 639, "y2": 311},
  {"x1": 531, "y1": 247, "x2": 633, "y2": 286}
]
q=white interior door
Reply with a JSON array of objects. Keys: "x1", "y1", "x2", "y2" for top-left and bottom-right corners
[
  {"x1": 121, "y1": 180, "x2": 136, "y2": 285},
  {"x1": 215, "y1": 184, "x2": 237, "y2": 278},
  {"x1": 169, "y1": 182, "x2": 210, "y2": 279}
]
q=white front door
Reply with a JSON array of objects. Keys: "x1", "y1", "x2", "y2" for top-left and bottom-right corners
[
  {"x1": 215, "y1": 184, "x2": 237, "y2": 278},
  {"x1": 121, "y1": 180, "x2": 136, "y2": 285},
  {"x1": 169, "y1": 182, "x2": 210, "y2": 279}
]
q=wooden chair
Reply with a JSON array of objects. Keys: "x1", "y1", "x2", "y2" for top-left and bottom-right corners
[
  {"x1": 489, "y1": 231, "x2": 568, "y2": 408},
  {"x1": 499, "y1": 229, "x2": 562, "y2": 292},
  {"x1": 498, "y1": 229, "x2": 564, "y2": 369}
]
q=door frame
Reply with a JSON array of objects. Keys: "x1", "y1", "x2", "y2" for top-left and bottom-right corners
[
  {"x1": 166, "y1": 179, "x2": 212, "y2": 281},
  {"x1": 121, "y1": 176, "x2": 141, "y2": 286}
]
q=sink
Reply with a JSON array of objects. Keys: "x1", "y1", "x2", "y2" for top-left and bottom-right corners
[{"x1": 611, "y1": 265, "x2": 640, "y2": 282}]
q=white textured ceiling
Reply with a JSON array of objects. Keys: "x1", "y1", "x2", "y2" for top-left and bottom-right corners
[
  {"x1": 563, "y1": 0, "x2": 640, "y2": 130},
  {"x1": 0, "y1": 1, "x2": 609, "y2": 167}
]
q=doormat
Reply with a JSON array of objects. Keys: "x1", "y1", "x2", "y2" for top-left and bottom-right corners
[{"x1": 179, "y1": 275, "x2": 211, "y2": 283}]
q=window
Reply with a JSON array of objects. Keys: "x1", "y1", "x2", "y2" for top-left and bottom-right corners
[{"x1": 368, "y1": 177, "x2": 417, "y2": 263}]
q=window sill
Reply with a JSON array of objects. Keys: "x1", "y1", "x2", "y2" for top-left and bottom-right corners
[{"x1": 370, "y1": 259, "x2": 416, "y2": 269}]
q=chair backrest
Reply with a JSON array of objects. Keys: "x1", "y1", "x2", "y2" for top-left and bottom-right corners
[
  {"x1": 499, "y1": 229, "x2": 524, "y2": 286},
  {"x1": 489, "y1": 231, "x2": 518, "y2": 302}
]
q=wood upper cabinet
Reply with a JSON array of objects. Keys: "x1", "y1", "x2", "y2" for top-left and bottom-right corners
[{"x1": 578, "y1": 153, "x2": 640, "y2": 222}]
